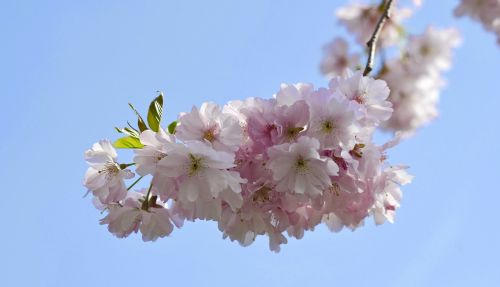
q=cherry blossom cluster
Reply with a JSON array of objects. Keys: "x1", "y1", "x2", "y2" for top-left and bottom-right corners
[
  {"x1": 455, "y1": 0, "x2": 500, "y2": 45},
  {"x1": 321, "y1": 1, "x2": 460, "y2": 135},
  {"x1": 83, "y1": 71, "x2": 412, "y2": 252},
  {"x1": 380, "y1": 27, "x2": 461, "y2": 133}
]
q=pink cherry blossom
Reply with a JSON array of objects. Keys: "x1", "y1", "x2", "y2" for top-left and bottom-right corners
[
  {"x1": 134, "y1": 129, "x2": 178, "y2": 200},
  {"x1": 176, "y1": 102, "x2": 243, "y2": 152},
  {"x1": 455, "y1": 0, "x2": 500, "y2": 45},
  {"x1": 380, "y1": 27, "x2": 461, "y2": 134},
  {"x1": 405, "y1": 27, "x2": 462, "y2": 73},
  {"x1": 133, "y1": 129, "x2": 175, "y2": 176},
  {"x1": 240, "y1": 98, "x2": 278, "y2": 153},
  {"x1": 100, "y1": 190, "x2": 176, "y2": 241},
  {"x1": 320, "y1": 37, "x2": 360, "y2": 77},
  {"x1": 159, "y1": 141, "x2": 246, "y2": 218},
  {"x1": 84, "y1": 140, "x2": 134, "y2": 204},
  {"x1": 271, "y1": 100, "x2": 310, "y2": 144},
  {"x1": 329, "y1": 71, "x2": 392, "y2": 125},
  {"x1": 307, "y1": 89, "x2": 360, "y2": 150},
  {"x1": 274, "y1": 83, "x2": 314, "y2": 107},
  {"x1": 84, "y1": 71, "x2": 412, "y2": 252},
  {"x1": 267, "y1": 136, "x2": 339, "y2": 197}
]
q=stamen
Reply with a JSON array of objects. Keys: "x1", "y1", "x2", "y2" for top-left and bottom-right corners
[
  {"x1": 155, "y1": 151, "x2": 167, "y2": 161},
  {"x1": 252, "y1": 186, "x2": 271, "y2": 203},
  {"x1": 354, "y1": 94, "x2": 365, "y2": 104},
  {"x1": 203, "y1": 129, "x2": 216, "y2": 142},
  {"x1": 286, "y1": 126, "x2": 304, "y2": 140},
  {"x1": 295, "y1": 156, "x2": 308, "y2": 173},
  {"x1": 350, "y1": 143, "x2": 365, "y2": 158},
  {"x1": 188, "y1": 153, "x2": 203, "y2": 176},
  {"x1": 329, "y1": 183, "x2": 341, "y2": 196},
  {"x1": 321, "y1": 120, "x2": 334, "y2": 133},
  {"x1": 98, "y1": 161, "x2": 120, "y2": 180}
]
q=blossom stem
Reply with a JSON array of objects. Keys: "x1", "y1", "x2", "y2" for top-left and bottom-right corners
[
  {"x1": 127, "y1": 176, "x2": 144, "y2": 191},
  {"x1": 363, "y1": 0, "x2": 394, "y2": 76},
  {"x1": 141, "y1": 183, "x2": 153, "y2": 210},
  {"x1": 145, "y1": 183, "x2": 153, "y2": 200}
]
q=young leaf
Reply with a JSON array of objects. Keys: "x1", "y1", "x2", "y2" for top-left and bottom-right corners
[
  {"x1": 128, "y1": 103, "x2": 148, "y2": 132},
  {"x1": 167, "y1": 120, "x2": 178, "y2": 134},
  {"x1": 147, "y1": 93, "x2": 163, "y2": 132},
  {"x1": 115, "y1": 127, "x2": 140, "y2": 138},
  {"x1": 124, "y1": 127, "x2": 140, "y2": 138},
  {"x1": 127, "y1": 121, "x2": 139, "y2": 132},
  {"x1": 113, "y1": 136, "x2": 144, "y2": 149}
]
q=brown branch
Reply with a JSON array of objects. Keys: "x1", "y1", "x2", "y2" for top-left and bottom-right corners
[{"x1": 363, "y1": 0, "x2": 395, "y2": 76}]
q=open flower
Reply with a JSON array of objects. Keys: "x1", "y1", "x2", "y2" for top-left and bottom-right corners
[
  {"x1": 100, "y1": 190, "x2": 176, "y2": 241},
  {"x1": 308, "y1": 89, "x2": 360, "y2": 150},
  {"x1": 406, "y1": 27, "x2": 462, "y2": 73},
  {"x1": 272, "y1": 100, "x2": 310, "y2": 144},
  {"x1": 134, "y1": 129, "x2": 178, "y2": 200},
  {"x1": 371, "y1": 166, "x2": 413, "y2": 225},
  {"x1": 176, "y1": 102, "x2": 243, "y2": 152},
  {"x1": 159, "y1": 141, "x2": 246, "y2": 215},
  {"x1": 320, "y1": 37, "x2": 360, "y2": 78},
  {"x1": 274, "y1": 83, "x2": 314, "y2": 107},
  {"x1": 329, "y1": 71, "x2": 392, "y2": 125},
  {"x1": 134, "y1": 129, "x2": 176, "y2": 176},
  {"x1": 84, "y1": 140, "x2": 134, "y2": 204},
  {"x1": 267, "y1": 136, "x2": 339, "y2": 197}
]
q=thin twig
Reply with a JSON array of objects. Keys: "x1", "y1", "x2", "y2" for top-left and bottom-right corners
[{"x1": 363, "y1": 0, "x2": 395, "y2": 76}]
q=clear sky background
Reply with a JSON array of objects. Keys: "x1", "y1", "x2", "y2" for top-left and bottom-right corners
[{"x1": 1, "y1": 0, "x2": 499, "y2": 286}]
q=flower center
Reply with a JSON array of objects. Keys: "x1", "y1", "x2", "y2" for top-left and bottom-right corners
[
  {"x1": 329, "y1": 183, "x2": 341, "y2": 196},
  {"x1": 321, "y1": 120, "x2": 335, "y2": 134},
  {"x1": 286, "y1": 126, "x2": 304, "y2": 140},
  {"x1": 203, "y1": 129, "x2": 216, "y2": 142},
  {"x1": 420, "y1": 44, "x2": 431, "y2": 56},
  {"x1": 337, "y1": 56, "x2": 348, "y2": 67},
  {"x1": 354, "y1": 94, "x2": 366, "y2": 104},
  {"x1": 295, "y1": 156, "x2": 308, "y2": 172},
  {"x1": 253, "y1": 186, "x2": 272, "y2": 203},
  {"x1": 349, "y1": 143, "x2": 365, "y2": 158},
  {"x1": 98, "y1": 161, "x2": 120, "y2": 180},
  {"x1": 188, "y1": 153, "x2": 204, "y2": 176},
  {"x1": 155, "y1": 152, "x2": 167, "y2": 162}
]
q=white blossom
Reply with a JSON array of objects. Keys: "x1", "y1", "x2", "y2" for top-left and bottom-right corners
[{"x1": 84, "y1": 140, "x2": 134, "y2": 204}]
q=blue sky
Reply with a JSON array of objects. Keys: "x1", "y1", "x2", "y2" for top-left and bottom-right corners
[{"x1": 1, "y1": 0, "x2": 499, "y2": 286}]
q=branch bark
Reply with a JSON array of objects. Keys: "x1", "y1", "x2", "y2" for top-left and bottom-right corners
[{"x1": 363, "y1": 0, "x2": 395, "y2": 76}]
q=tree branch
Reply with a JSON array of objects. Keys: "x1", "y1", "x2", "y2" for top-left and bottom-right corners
[{"x1": 363, "y1": 0, "x2": 395, "y2": 76}]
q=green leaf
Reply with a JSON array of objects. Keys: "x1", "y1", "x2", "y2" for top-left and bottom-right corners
[
  {"x1": 167, "y1": 120, "x2": 178, "y2": 134},
  {"x1": 127, "y1": 121, "x2": 139, "y2": 132},
  {"x1": 147, "y1": 92, "x2": 163, "y2": 132},
  {"x1": 113, "y1": 136, "x2": 144, "y2": 149},
  {"x1": 115, "y1": 126, "x2": 140, "y2": 138},
  {"x1": 124, "y1": 127, "x2": 140, "y2": 138},
  {"x1": 128, "y1": 103, "x2": 148, "y2": 132}
]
